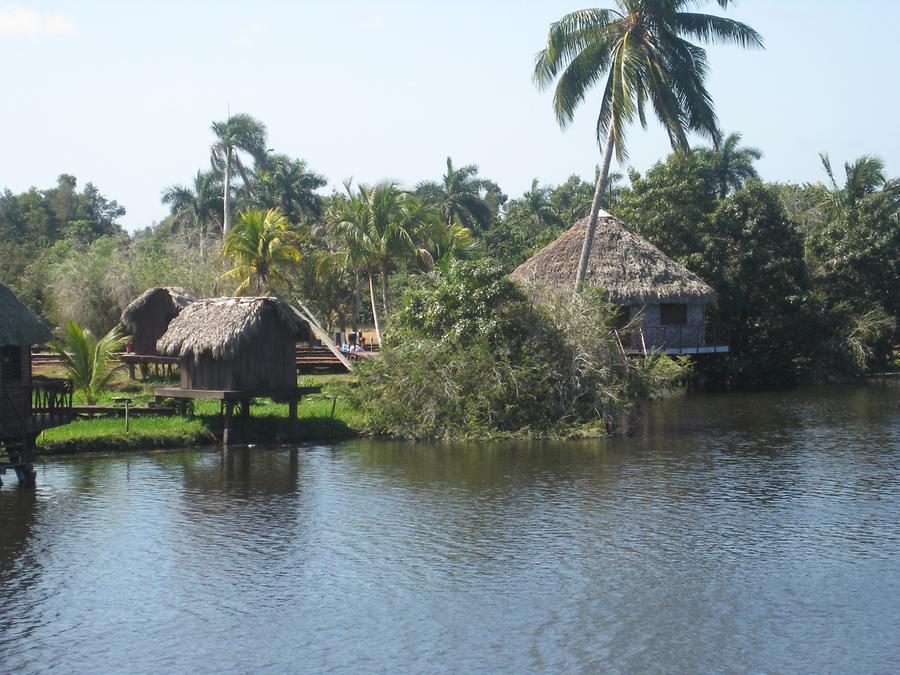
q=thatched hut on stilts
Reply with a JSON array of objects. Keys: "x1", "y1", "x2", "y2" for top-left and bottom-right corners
[
  {"x1": 0, "y1": 283, "x2": 63, "y2": 485},
  {"x1": 154, "y1": 297, "x2": 317, "y2": 443},
  {"x1": 120, "y1": 287, "x2": 195, "y2": 379},
  {"x1": 510, "y1": 211, "x2": 728, "y2": 354}
]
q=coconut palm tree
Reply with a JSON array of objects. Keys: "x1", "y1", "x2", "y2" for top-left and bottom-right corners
[
  {"x1": 219, "y1": 208, "x2": 301, "y2": 296},
  {"x1": 417, "y1": 157, "x2": 493, "y2": 233},
  {"x1": 210, "y1": 113, "x2": 268, "y2": 234},
  {"x1": 327, "y1": 182, "x2": 439, "y2": 344},
  {"x1": 534, "y1": 1, "x2": 762, "y2": 291},
  {"x1": 51, "y1": 322, "x2": 128, "y2": 405},
  {"x1": 711, "y1": 132, "x2": 762, "y2": 198}
]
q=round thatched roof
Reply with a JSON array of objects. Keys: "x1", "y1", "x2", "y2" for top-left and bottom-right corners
[
  {"x1": 0, "y1": 282, "x2": 52, "y2": 347},
  {"x1": 156, "y1": 296, "x2": 311, "y2": 361},
  {"x1": 510, "y1": 211, "x2": 717, "y2": 304},
  {"x1": 120, "y1": 287, "x2": 195, "y2": 331}
]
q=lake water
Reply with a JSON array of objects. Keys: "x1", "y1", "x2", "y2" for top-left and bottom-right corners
[{"x1": 1, "y1": 384, "x2": 899, "y2": 673}]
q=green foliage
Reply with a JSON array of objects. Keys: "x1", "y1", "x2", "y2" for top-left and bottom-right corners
[
  {"x1": 533, "y1": 2, "x2": 762, "y2": 157},
  {"x1": 220, "y1": 208, "x2": 301, "y2": 295},
  {"x1": 355, "y1": 262, "x2": 686, "y2": 438},
  {"x1": 417, "y1": 157, "x2": 494, "y2": 233},
  {"x1": 51, "y1": 322, "x2": 129, "y2": 405},
  {"x1": 391, "y1": 259, "x2": 523, "y2": 345}
]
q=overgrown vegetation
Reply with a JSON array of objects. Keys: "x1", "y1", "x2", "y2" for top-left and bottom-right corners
[{"x1": 352, "y1": 260, "x2": 687, "y2": 439}]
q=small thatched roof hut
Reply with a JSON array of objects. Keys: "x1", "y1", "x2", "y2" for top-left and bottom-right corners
[
  {"x1": 510, "y1": 211, "x2": 717, "y2": 305},
  {"x1": 157, "y1": 296, "x2": 311, "y2": 392},
  {"x1": 120, "y1": 287, "x2": 195, "y2": 356},
  {"x1": 0, "y1": 282, "x2": 52, "y2": 443},
  {"x1": 0, "y1": 282, "x2": 52, "y2": 347}
]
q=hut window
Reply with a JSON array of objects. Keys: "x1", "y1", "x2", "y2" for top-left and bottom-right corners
[
  {"x1": 1, "y1": 346, "x2": 22, "y2": 382},
  {"x1": 660, "y1": 304, "x2": 688, "y2": 325}
]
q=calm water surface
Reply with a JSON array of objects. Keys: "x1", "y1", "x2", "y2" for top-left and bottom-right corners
[{"x1": 1, "y1": 384, "x2": 899, "y2": 673}]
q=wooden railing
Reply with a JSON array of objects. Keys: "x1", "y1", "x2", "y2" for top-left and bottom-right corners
[
  {"x1": 613, "y1": 324, "x2": 730, "y2": 355},
  {"x1": 32, "y1": 377, "x2": 75, "y2": 427}
]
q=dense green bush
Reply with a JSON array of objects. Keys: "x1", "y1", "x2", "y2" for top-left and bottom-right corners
[{"x1": 353, "y1": 260, "x2": 687, "y2": 438}]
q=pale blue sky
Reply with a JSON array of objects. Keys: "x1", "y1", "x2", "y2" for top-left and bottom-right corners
[{"x1": 2, "y1": 1, "x2": 898, "y2": 230}]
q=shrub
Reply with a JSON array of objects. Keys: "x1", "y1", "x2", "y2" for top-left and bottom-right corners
[{"x1": 353, "y1": 259, "x2": 687, "y2": 438}]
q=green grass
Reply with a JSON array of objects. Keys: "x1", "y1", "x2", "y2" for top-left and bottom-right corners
[
  {"x1": 39, "y1": 416, "x2": 212, "y2": 455},
  {"x1": 35, "y1": 370, "x2": 369, "y2": 455}
]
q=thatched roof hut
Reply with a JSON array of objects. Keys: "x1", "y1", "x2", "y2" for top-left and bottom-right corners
[
  {"x1": 510, "y1": 211, "x2": 717, "y2": 305},
  {"x1": 157, "y1": 297, "x2": 311, "y2": 392},
  {"x1": 1, "y1": 282, "x2": 52, "y2": 445},
  {"x1": 0, "y1": 282, "x2": 52, "y2": 347},
  {"x1": 120, "y1": 287, "x2": 194, "y2": 356}
]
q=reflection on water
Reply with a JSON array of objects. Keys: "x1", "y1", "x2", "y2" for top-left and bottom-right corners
[{"x1": 1, "y1": 384, "x2": 899, "y2": 673}]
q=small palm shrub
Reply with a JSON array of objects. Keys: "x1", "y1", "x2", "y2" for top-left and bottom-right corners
[{"x1": 51, "y1": 322, "x2": 129, "y2": 404}]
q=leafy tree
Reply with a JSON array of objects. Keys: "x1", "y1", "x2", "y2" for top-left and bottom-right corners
[
  {"x1": 699, "y1": 182, "x2": 809, "y2": 386},
  {"x1": 417, "y1": 157, "x2": 493, "y2": 233},
  {"x1": 808, "y1": 153, "x2": 900, "y2": 316},
  {"x1": 616, "y1": 150, "x2": 719, "y2": 260},
  {"x1": 210, "y1": 113, "x2": 268, "y2": 234},
  {"x1": 220, "y1": 208, "x2": 301, "y2": 296},
  {"x1": 534, "y1": 1, "x2": 762, "y2": 291},
  {"x1": 51, "y1": 322, "x2": 128, "y2": 404}
]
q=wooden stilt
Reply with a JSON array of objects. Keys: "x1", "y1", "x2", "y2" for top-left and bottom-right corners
[{"x1": 223, "y1": 401, "x2": 234, "y2": 445}]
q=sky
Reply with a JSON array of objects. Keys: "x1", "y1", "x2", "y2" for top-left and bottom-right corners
[{"x1": 2, "y1": 0, "x2": 899, "y2": 231}]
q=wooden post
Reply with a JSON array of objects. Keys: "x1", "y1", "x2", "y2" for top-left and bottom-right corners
[
  {"x1": 223, "y1": 401, "x2": 234, "y2": 445},
  {"x1": 288, "y1": 398, "x2": 298, "y2": 433},
  {"x1": 124, "y1": 399, "x2": 130, "y2": 432}
]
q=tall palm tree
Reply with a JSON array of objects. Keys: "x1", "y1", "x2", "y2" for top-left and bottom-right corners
[
  {"x1": 210, "y1": 113, "x2": 268, "y2": 234},
  {"x1": 161, "y1": 170, "x2": 223, "y2": 236},
  {"x1": 327, "y1": 182, "x2": 439, "y2": 344},
  {"x1": 219, "y1": 208, "x2": 301, "y2": 295},
  {"x1": 534, "y1": 1, "x2": 762, "y2": 291},
  {"x1": 711, "y1": 132, "x2": 762, "y2": 198},
  {"x1": 417, "y1": 157, "x2": 493, "y2": 233}
]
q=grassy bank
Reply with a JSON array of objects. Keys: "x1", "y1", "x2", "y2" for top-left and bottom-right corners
[{"x1": 35, "y1": 370, "x2": 367, "y2": 455}]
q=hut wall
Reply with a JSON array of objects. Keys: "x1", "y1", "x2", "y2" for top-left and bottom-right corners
[
  {"x1": 0, "y1": 346, "x2": 32, "y2": 441},
  {"x1": 637, "y1": 303, "x2": 706, "y2": 349},
  {"x1": 180, "y1": 314, "x2": 298, "y2": 392},
  {"x1": 132, "y1": 293, "x2": 179, "y2": 356}
]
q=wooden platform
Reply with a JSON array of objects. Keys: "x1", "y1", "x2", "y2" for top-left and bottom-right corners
[{"x1": 154, "y1": 386, "x2": 322, "y2": 444}]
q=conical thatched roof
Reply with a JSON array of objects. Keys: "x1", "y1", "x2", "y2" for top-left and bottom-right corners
[
  {"x1": 120, "y1": 287, "x2": 195, "y2": 331},
  {"x1": 157, "y1": 296, "x2": 311, "y2": 361},
  {"x1": 0, "y1": 282, "x2": 52, "y2": 347},
  {"x1": 510, "y1": 211, "x2": 717, "y2": 304}
]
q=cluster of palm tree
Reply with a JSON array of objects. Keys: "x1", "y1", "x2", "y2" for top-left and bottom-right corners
[
  {"x1": 324, "y1": 181, "x2": 458, "y2": 344},
  {"x1": 162, "y1": 114, "x2": 326, "y2": 239}
]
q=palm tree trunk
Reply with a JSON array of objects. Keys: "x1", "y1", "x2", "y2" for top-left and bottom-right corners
[
  {"x1": 380, "y1": 266, "x2": 390, "y2": 318},
  {"x1": 574, "y1": 124, "x2": 616, "y2": 293},
  {"x1": 223, "y1": 148, "x2": 233, "y2": 235},
  {"x1": 352, "y1": 271, "x2": 360, "y2": 334},
  {"x1": 368, "y1": 271, "x2": 383, "y2": 346}
]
